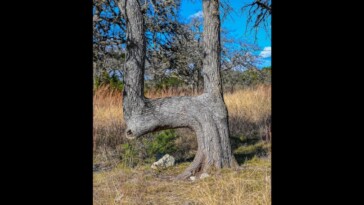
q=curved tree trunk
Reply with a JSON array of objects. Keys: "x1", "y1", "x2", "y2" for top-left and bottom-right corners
[{"x1": 122, "y1": 0, "x2": 238, "y2": 179}]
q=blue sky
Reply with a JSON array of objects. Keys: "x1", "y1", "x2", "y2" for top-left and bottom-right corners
[{"x1": 178, "y1": 0, "x2": 271, "y2": 68}]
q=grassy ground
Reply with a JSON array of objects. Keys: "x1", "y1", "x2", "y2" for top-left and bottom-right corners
[
  {"x1": 94, "y1": 155, "x2": 271, "y2": 205},
  {"x1": 93, "y1": 85, "x2": 271, "y2": 205}
]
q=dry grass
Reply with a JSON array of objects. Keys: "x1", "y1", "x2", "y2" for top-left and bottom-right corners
[
  {"x1": 224, "y1": 85, "x2": 271, "y2": 124},
  {"x1": 93, "y1": 85, "x2": 271, "y2": 205},
  {"x1": 184, "y1": 157, "x2": 271, "y2": 205},
  {"x1": 94, "y1": 157, "x2": 270, "y2": 205},
  {"x1": 93, "y1": 86, "x2": 125, "y2": 151},
  {"x1": 225, "y1": 85, "x2": 271, "y2": 139},
  {"x1": 94, "y1": 85, "x2": 271, "y2": 150}
]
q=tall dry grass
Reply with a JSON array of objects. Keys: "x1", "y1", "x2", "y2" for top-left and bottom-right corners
[
  {"x1": 94, "y1": 86, "x2": 125, "y2": 151},
  {"x1": 225, "y1": 85, "x2": 271, "y2": 140},
  {"x1": 94, "y1": 85, "x2": 271, "y2": 152}
]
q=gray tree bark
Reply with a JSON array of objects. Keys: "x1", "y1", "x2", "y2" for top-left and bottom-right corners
[{"x1": 122, "y1": 0, "x2": 237, "y2": 179}]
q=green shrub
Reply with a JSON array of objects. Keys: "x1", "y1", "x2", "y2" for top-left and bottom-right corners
[
  {"x1": 94, "y1": 71, "x2": 124, "y2": 91},
  {"x1": 156, "y1": 76, "x2": 184, "y2": 90},
  {"x1": 119, "y1": 143, "x2": 139, "y2": 168},
  {"x1": 147, "y1": 130, "x2": 178, "y2": 159}
]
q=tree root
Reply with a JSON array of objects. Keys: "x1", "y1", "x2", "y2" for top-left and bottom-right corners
[{"x1": 175, "y1": 151, "x2": 205, "y2": 180}]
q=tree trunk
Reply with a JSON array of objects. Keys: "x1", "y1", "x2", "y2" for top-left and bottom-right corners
[{"x1": 122, "y1": 0, "x2": 237, "y2": 179}]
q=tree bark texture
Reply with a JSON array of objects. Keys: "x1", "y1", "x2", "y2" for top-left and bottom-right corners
[{"x1": 123, "y1": 0, "x2": 237, "y2": 179}]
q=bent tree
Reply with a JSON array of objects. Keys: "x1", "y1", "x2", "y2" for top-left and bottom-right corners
[{"x1": 122, "y1": 0, "x2": 238, "y2": 179}]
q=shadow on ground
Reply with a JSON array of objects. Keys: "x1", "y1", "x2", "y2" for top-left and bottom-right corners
[
  {"x1": 230, "y1": 136, "x2": 270, "y2": 165},
  {"x1": 174, "y1": 136, "x2": 270, "y2": 166}
]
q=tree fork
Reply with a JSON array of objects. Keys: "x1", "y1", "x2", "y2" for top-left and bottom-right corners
[{"x1": 122, "y1": 0, "x2": 237, "y2": 180}]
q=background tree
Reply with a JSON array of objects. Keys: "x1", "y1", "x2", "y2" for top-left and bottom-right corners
[
  {"x1": 243, "y1": 0, "x2": 272, "y2": 40},
  {"x1": 93, "y1": 0, "x2": 265, "y2": 93}
]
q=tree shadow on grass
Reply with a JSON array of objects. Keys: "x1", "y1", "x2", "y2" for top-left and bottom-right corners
[
  {"x1": 172, "y1": 135, "x2": 270, "y2": 166},
  {"x1": 230, "y1": 136, "x2": 269, "y2": 165}
]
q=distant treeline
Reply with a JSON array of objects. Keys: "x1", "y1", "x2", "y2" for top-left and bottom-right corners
[{"x1": 94, "y1": 66, "x2": 271, "y2": 94}]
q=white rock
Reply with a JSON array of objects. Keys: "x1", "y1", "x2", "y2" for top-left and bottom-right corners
[
  {"x1": 190, "y1": 176, "x2": 196, "y2": 181},
  {"x1": 200, "y1": 173, "x2": 210, "y2": 179},
  {"x1": 151, "y1": 154, "x2": 175, "y2": 170}
]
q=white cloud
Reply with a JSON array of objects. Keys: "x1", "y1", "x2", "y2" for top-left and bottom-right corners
[
  {"x1": 189, "y1": 11, "x2": 203, "y2": 19},
  {"x1": 259, "y1": 47, "x2": 271, "y2": 58}
]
